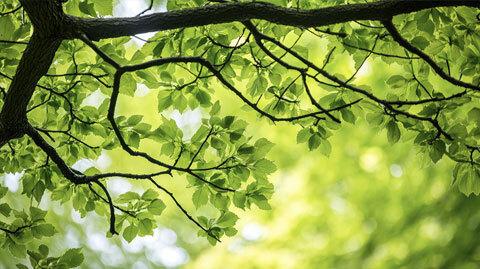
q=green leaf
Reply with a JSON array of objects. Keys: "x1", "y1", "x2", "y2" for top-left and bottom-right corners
[
  {"x1": 117, "y1": 191, "x2": 141, "y2": 203},
  {"x1": 32, "y1": 223, "x2": 56, "y2": 237},
  {"x1": 297, "y1": 128, "x2": 310, "y2": 144},
  {"x1": 38, "y1": 244, "x2": 49, "y2": 257},
  {"x1": 411, "y1": 36, "x2": 429, "y2": 50},
  {"x1": 138, "y1": 219, "x2": 154, "y2": 235},
  {"x1": 153, "y1": 41, "x2": 166, "y2": 56},
  {"x1": 58, "y1": 248, "x2": 84, "y2": 268},
  {"x1": 195, "y1": 90, "x2": 211, "y2": 106},
  {"x1": 0, "y1": 17, "x2": 14, "y2": 39},
  {"x1": 160, "y1": 71, "x2": 172, "y2": 82},
  {"x1": 128, "y1": 132, "x2": 141, "y2": 148},
  {"x1": 254, "y1": 159, "x2": 277, "y2": 175},
  {"x1": 9, "y1": 243, "x2": 26, "y2": 258},
  {"x1": 418, "y1": 19, "x2": 434, "y2": 35},
  {"x1": 0, "y1": 203, "x2": 11, "y2": 217},
  {"x1": 122, "y1": 73, "x2": 137, "y2": 96},
  {"x1": 33, "y1": 181, "x2": 45, "y2": 203},
  {"x1": 250, "y1": 194, "x2": 271, "y2": 210},
  {"x1": 341, "y1": 109, "x2": 356, "y2": 124},
  {"x1": 30, "y1": 207, "x2": 47, "y2": 221},
  {"x1": 127, "y1": 115, "x2": 143, "y2": 126},
  {"x1": 211, "y1": 137, "x2": 226, "y2": 151},
  {"x1": 192, "y1": 186, "x2": 209, "y2": 208},
  {"x1": 158, "y1": 92, "x2": 173, "y2": 112},
  {"x1": 123, "y1": 225, "x2": 138, "y2": 243},
  {"x1": 318, "y1": 139, "x2": 332, "y2": 157},
  {"x1": 468, "y1": 107, "x2": 480, "y2": 126},
  {"x1": 147, "y1": 199, "x2": 166, "y2": 215},
  {"x1": 216, "y1": 212, "x2": 239, "y2": 228},
  {"x1": 222, "y1": 116, "x2": 235, "y2": 128},
  {"x1": 386, "y1": 75, "x2": 407, "y2": 88},
  {"x1": 386, "y1": 121, "x2": 401, "y2": 144},
  {"x1": 238, "y1": 146, "x2": 255, "y2": 155},
  {"x1": 254, "y1": 138, "x2": 274, "y2": 158},
  {"x1": 161, "y1": 142, "x2": 175, "y2": 156},
  {"x1": 141, "y1": 189, "x2": 158, "y2": 201},
  {"x1": 79, "y1": 1, "x2": 96, "y2": 16},
  {"x1": 27, "y1": 250, "x2": 42, "y2": 267},
  {"x1": 95, "y1": 0, "x2": 113, "y2": 16},
  {"x1": 455, "y1": 164, "x2": 480, "y2": 196},
  {"x1": 233, "y1": 191, "x2": 247, "y2": 209},
  {"x1": 308, "y1": 134, "x2": 321, "y2": 151},
  {"x1": 0, "y1": 186, "x2": 7, "y2": 198},
  {"x1": 429, "y1": 140, "x2": 445, "y2": 163}
]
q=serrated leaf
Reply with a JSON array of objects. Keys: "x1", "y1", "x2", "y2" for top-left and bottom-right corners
[
  {"x1": 147, "y1": 199, "x2": 166, "y2": 215},
  {"x1": 123, "y1": 225, "x2": 138, "y2": 243},
  {"x1": 141, "y1": 189, "x2": 158, "y2": 201},
  {"x1": 216, "y1": 212, "x2": 238, "y2": 228},
  {"x1": 32, "y1": 223, "x2": 56, "y2": 237},
  {"x1": 297, "y1": 128, "x2": 310, "y2": 143},
  {"x1": 233, "y1": 191, "x2": 246, "y2": 209},
  {"x1": 58, "y1": 248, "x2": 84, "y2": 268},
  {"x1": 411, "y1": 36, "x2": 429, "y2": 50},
  {"x1": 254, "y1": 159, "x2": 277, "y2": 175},
  {"x1": 138, "y1": 219, "x2": 153, "y2": 235},
  {"x1": 192, "y1": 186, "x2": 209, "y2": 208}
]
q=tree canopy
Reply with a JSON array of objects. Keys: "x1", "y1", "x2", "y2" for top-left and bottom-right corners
[{"x1": 0, "y1": 0, "x2": 479, "y2": 267}]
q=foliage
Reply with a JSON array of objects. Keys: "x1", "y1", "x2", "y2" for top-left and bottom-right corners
[
  {"x1": 187, "y1": 122, "x2": 480, "y2": 269},
  {"x1": 0, "y1": 0, "x2": 479, "y2": 267}
]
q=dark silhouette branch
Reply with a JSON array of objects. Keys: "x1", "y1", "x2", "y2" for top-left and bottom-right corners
[
  {"x1": 148, "y1": 177, "x2": 221, "y2": 242},
  {"x1": 382, "y1": 19, "x2": 480, "y2": 92},
  {"x1": 74, "y1": 0, "x2": 480, "y2": 40}
]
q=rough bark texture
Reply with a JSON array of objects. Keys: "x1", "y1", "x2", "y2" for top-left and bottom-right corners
[
  {"x1": 76, "y1": 0, "x2": 480, "y2": 40},
  {"x1": 0, "y1": 36, "x2": 60, "y2": 133}
]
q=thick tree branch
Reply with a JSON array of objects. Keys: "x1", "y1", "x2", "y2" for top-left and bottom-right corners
[
  {"x1": 75, "y1": 0, "x2": 480, "y2": 40},
  {"x1": 0, "y1": 35, "x2": 61, "y2": 145},
  {"x1": 148, "y1": 177, "x2": 221, "y2": 242}
]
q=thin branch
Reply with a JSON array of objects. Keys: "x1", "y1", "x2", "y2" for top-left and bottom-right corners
[
  {"x1": 343, "y1": 42, "x2": 418, "y2": 60},
  {"x1": 93, "y1": 180, "x2": 118, "y2": 235},
  {"x1": 0, "y1": 39, "x2": 28, "y2": 45},
  {"x1": 0, "y1": 5, "x2": 22, "y2": 16},
  {"x1": 79, "y1": 34, "x2": 121, "y2": 69},
  {"x1": 382, "y1": 19, "x2": 480, "y2": 92},
  {"x1": 148, "y1": 177, "x2": 221, "y2": 242},
  {"x1": 136, "y1": 0, "x2": 154, "y2": 17},
  {"x1": 188, "y1": 127, "x2": 214, "y2": 168},
  {"x1": 88, "y1": 183, "x2": 137, "y2": 218}
]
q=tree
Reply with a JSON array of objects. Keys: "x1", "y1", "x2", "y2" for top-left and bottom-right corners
[{"x1": 0, "y1": 0, "x2": 479, "y2": 267}]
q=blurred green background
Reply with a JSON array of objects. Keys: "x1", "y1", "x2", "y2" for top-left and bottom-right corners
[{"x1": 2, "y1": 0, "x2": 480, "y2": 268}]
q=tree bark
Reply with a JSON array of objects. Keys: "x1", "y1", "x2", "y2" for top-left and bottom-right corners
[
  {"x1": 0, "y1": 0, "x2": 65, "y2": 147},
  {"x1": 75, "y1": 0, "x2": 480, "y2": 40},
  {"x1": 0, "y1": 35, "x2": 61, "y2": 128}
]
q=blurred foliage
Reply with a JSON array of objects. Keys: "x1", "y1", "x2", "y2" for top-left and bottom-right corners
[{"x1": 1, "y1": 0, "x2": 480, "y2": 268}]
